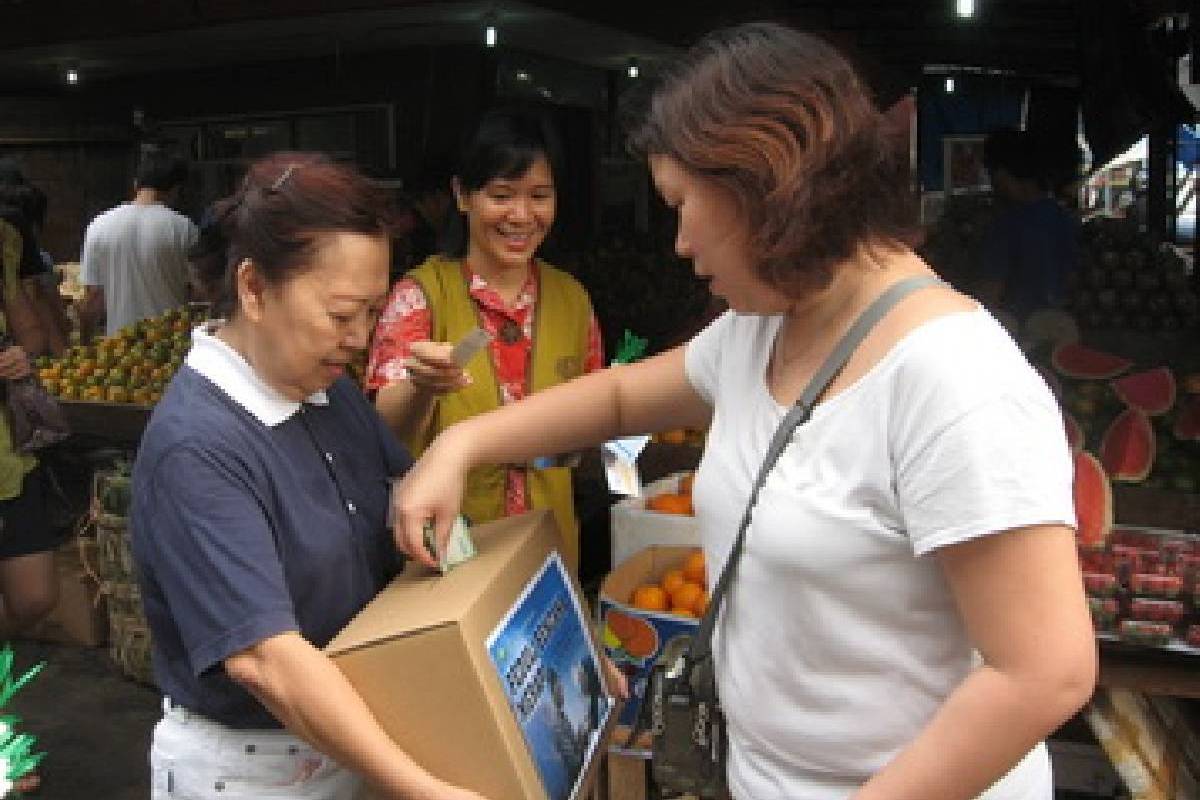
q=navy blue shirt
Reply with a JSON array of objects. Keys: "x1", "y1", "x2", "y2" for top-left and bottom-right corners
[
  {"x1": 131, "y1": 366, "x2": 411, "y2": 728},
  {"x1": 980, "y1": 196, "x2": 1080, "y2": 320}
]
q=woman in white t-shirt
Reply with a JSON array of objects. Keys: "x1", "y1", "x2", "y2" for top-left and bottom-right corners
[{"x1": 393, "y1": 22, "x2": 1095, "y2": 800}]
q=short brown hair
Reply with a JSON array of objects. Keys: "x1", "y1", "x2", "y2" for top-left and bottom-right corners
[
  {"x1": 192, "y1": 152, "x2": 394, "y2": 315},
  {"x1": 628, "y1": 22, "x2": 916, "y2": 297}
]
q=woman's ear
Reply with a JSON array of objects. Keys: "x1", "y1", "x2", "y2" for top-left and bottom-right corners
[
  {"x1": 234, "y1": 259, "x2": 268, "y2": 323},
  {"x1": 451, "y1": 177, "x2": 469, "y2": 214}
]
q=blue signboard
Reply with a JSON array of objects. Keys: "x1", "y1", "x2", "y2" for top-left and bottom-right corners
[{"x1": 487, "y1": 552, "x2": 613, "y2": 800}]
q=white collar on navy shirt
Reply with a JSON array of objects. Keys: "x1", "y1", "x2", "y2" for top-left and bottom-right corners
[{"x1": 185, "y1": 322, "x2": 328, "y2": 427}]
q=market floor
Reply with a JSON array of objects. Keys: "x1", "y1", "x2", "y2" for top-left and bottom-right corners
[{"x1": 6, "y1": 639, "x2": 158, "y2": 800}]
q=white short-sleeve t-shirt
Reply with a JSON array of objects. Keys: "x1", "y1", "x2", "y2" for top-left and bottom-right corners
[
  {"x1": 685, "y1": 307, "x2": 1073, "y2": 800},
  {"x1": 80, "y1": 202, "x2": 197, "y2": 336}
]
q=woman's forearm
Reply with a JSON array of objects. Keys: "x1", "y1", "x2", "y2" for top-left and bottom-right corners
[
  {"x1": 436, "y1": 347, "x2": 710, "y2": 472},
  {"x1": 375, "y1": 382, "x2": 438, "y2": 446},
  {"x1": 854, "y1": 649, "x2": 1094, "y2": 799},
  {"x1": 227, "y1": 633, "x2": 450, "y2": 800}
]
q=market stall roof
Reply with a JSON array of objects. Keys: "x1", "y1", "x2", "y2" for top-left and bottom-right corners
[
  {"x1": 0, "y1": 0, "x2": 680, "y2": 91},
  {"x1": 0, "y1": 0, "x2": 1083, "y2": 94}
]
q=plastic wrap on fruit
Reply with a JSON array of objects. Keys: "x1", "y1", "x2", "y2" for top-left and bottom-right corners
[
  {"x1": 1118, "y1": 619, "x2": 1173, "y2": 647},
  {"x1": 1128, "y1": 598, "x2": 1185, "y2": 624},
  {"x1": 1083, "y1": 572, "x2": 1118, "y2": 597},
  {"x1": 1129, "y1": 574, "x2": 1183, "y2": 599}
]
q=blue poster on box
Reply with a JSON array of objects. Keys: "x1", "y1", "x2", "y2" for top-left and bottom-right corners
[{"x1": 487, "y1": 552, "x2": 614, "y2": 800}]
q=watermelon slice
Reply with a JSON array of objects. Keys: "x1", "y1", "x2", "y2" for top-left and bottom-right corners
[
  {"x1": 1073, "y1": 451, "x2": 1112, "y2": 550},
  {"x1": 1110, "y1": 367, "x2": 1176, "y2": 416},
  {"x1": 1174, "y1": 396, "x2": 1200, "y2": 442},
  {"x1": 1050, "y1": 343, "x2": 1133, "y2": 380},
  {"x1": 1099, "y1": 408, "x2": 1155, "y2": 482},
  {"x1": 1063, "y1": 412, "x2": 1084, "y2": 453}
]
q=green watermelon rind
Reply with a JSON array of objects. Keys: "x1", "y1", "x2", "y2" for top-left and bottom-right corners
[
  {"x1": 1050, "y1": 343, "x2": 1134, "y2": 380},
  {"x1": 1110, "y1": 367, "x2": 1176, "y2": 417},
  {"x1": 1099, "y1": 408, "x2": 1155, "y2": 482},
  {"x1": 1073, "y1": 451, "x2": 1112, "y2": 550}
]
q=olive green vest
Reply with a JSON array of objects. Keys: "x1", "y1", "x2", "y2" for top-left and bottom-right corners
[{"x1": 406, "y1": 255, "x2": 592, "y2": 572}]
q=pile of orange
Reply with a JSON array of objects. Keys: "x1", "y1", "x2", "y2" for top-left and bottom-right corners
[
  {"x1": 36, "y1": 305, "x2": 200, "y2": 405},
  {"x1": 629, "y1": 548, "x2": 708, "y2": 618},
  {"x1": 644, "y1": 471, "x2": 695, "y2": 516}
]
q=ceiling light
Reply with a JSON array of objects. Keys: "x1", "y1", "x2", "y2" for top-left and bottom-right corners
[
  {"x1": 956, "y1": 0, "x2": 974, "y2": 19},
  {"x1": 945, "y1": 77, "x2": 956, "y2": 93},
  {"x1": 65, "y1": 67, "x2": 79, "y2": 85},
  {"x1": 516, "y1": 70, "x2": 530, "y2": 82},
  {"x1": 627, "y1": 58, "x2": 639, "y2": 79},
  {"x1": 485, "y1": 24, "x2": 497, "y2": 48}
]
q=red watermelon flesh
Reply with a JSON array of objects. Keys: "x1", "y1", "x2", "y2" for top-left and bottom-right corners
[
  {"x1": 1175, "y1": 396, "x2": 1200, "y2": 442},
  {"x1": 1063, "y1": 412, "x2": 1084, "y2": 453},
  {"x1": 1099, "y1": 408, "x2": 1155, "y2": 482},
  {"x1": 1050, "y1": 343, "x2": 1133, "y2": 380},
  {"x1": 1110, "y1": 367, "x2": 1176, "y2": 416},
  {"x1": 1073, "y1": 451, "x2": 1112, "y2": 550}
]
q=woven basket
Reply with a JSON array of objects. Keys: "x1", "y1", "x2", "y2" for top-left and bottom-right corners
[
  {"x1": 108, "y1": 609, "x2": 155, "y2": 687},
  {"x1": 94, "y1": 514, "x2": 135, "y2": 584}
]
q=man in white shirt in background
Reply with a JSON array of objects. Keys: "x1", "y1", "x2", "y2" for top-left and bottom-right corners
[{"x1": 80, "y1": 149, "x2": 197, "y2": 340}]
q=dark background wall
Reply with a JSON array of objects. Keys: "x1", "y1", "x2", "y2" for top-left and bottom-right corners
[{"x1": 0, "y1": 43, "x2": 497, "y2": 261}]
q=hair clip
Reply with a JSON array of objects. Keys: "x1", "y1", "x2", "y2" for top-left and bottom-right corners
[{"x1": 269, "y1": 163, "x2": 300, "y2": 193}]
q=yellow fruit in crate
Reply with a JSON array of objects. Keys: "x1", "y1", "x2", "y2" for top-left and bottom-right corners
[
  {"x1": 40, "y1": 378, "x2": 59, "y2": 395},
  {"x1": 131, "y1": 388, "x2": 153, "y2": 406},
  {"x1": 59, "y1": 384, "x2": 79, "y2": 400},
  {"x1": 83, "y1": 385, "x2": 105, "y2": 401},
  {"x1": 602, "y1": 625, "x2": 621, "y2": 649},
  {"x1": 106, "y1": 386, "x2": 130, "y2": 403}
]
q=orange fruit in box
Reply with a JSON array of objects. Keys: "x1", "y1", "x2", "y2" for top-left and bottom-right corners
[
  {"x1": 646, "y1": 492, "x2": 693, "y2": 515},
  {"x1": 678, "y1": 472, "x2": 695, "y2": 495},
  {"x1": 670, "y1": 606, "x2": 697, "y2": 618},
  {"x1": 694, "y1": 590, "x2": 709, "y2": 617},
  {"x1": 670, "y1": 582, "x2": 704, "y2": 615},
  {"x1": 631, "y1": 585, "x2": 669, "y2": 612},
  {"x1": 661, "y1": 569, "x2": 686, "y2": 596},
  {"x1": 682, "y1": 549, "x2": 706, "y2": 585}
]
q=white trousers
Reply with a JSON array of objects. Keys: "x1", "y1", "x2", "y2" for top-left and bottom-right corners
[{"x1": 150, "y1": 700, "x2": 366, "y2": 800}]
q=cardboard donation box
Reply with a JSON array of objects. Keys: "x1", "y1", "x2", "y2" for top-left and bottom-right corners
[
  {"x1": 598, "y1": 546, "x2": 701, "y2": 752},
  {"x1": 609, "y1": 474, "x2": 699, "y2": 568},
  {"x1": 327, "y1": 511, "x2": 617, "y2": 800}
]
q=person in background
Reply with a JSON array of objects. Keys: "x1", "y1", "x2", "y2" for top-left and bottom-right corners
[
  {"x1": 977, "y1": 129, "x2": 1081, "y2": 322},
  {"x1": 0, "y1": 187, "x2": 65, "y2": 800},
  {"x1": 79, "y1": 149, "x2": 197, "y2": 341},
  {"x1": 0, "y1": 215, "x2": 61, "y2": 642},
  {"x1": 130, "y1": 152, "x2": 485, "y2": 800},
  {"x1": 394, "y1": 23, "x2": 1095, "y2": 800},
  {"x1": 366, "y1": 109, "x2": 603, "y2": 574}
]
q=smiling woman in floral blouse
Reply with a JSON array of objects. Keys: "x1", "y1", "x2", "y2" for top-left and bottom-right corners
[{"x1": 366, "y1": 109, "x2": 602, "y2": 573}]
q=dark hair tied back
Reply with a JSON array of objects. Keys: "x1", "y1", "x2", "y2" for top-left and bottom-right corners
[{"x1": 190, "y1": 152, "x2": 394, "y2": 316}]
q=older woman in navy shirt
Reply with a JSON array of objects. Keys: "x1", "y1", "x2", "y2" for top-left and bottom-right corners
[{"x1": 131, "y1": 153, "x2": 486, "y2": 800}]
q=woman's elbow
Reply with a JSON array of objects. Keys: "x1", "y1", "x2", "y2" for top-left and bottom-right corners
[
  {"x1": 1031, "y1": 638, "x2": 1098, "y2": 726},
  {"x1": 224, "y1": 650, "x2": 272, "y2": 697}
]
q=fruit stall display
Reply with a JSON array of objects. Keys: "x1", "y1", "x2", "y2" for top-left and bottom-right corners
[
  {"x1": 1062, "y1": 338, "x2": 1200, "y2": 653},
  {"x1": 33, "y1": 305, "x2": 202, "y2": 407},
  {"x1": 1050, "y1": 342, "x2": 1200, "y2": 497},
  {"x1": 917, "y1": 193, "x2": 999, "y2": 291},
  {"x1": 1068, "y1": 216, "x2": 1199, "y2": 336}
]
